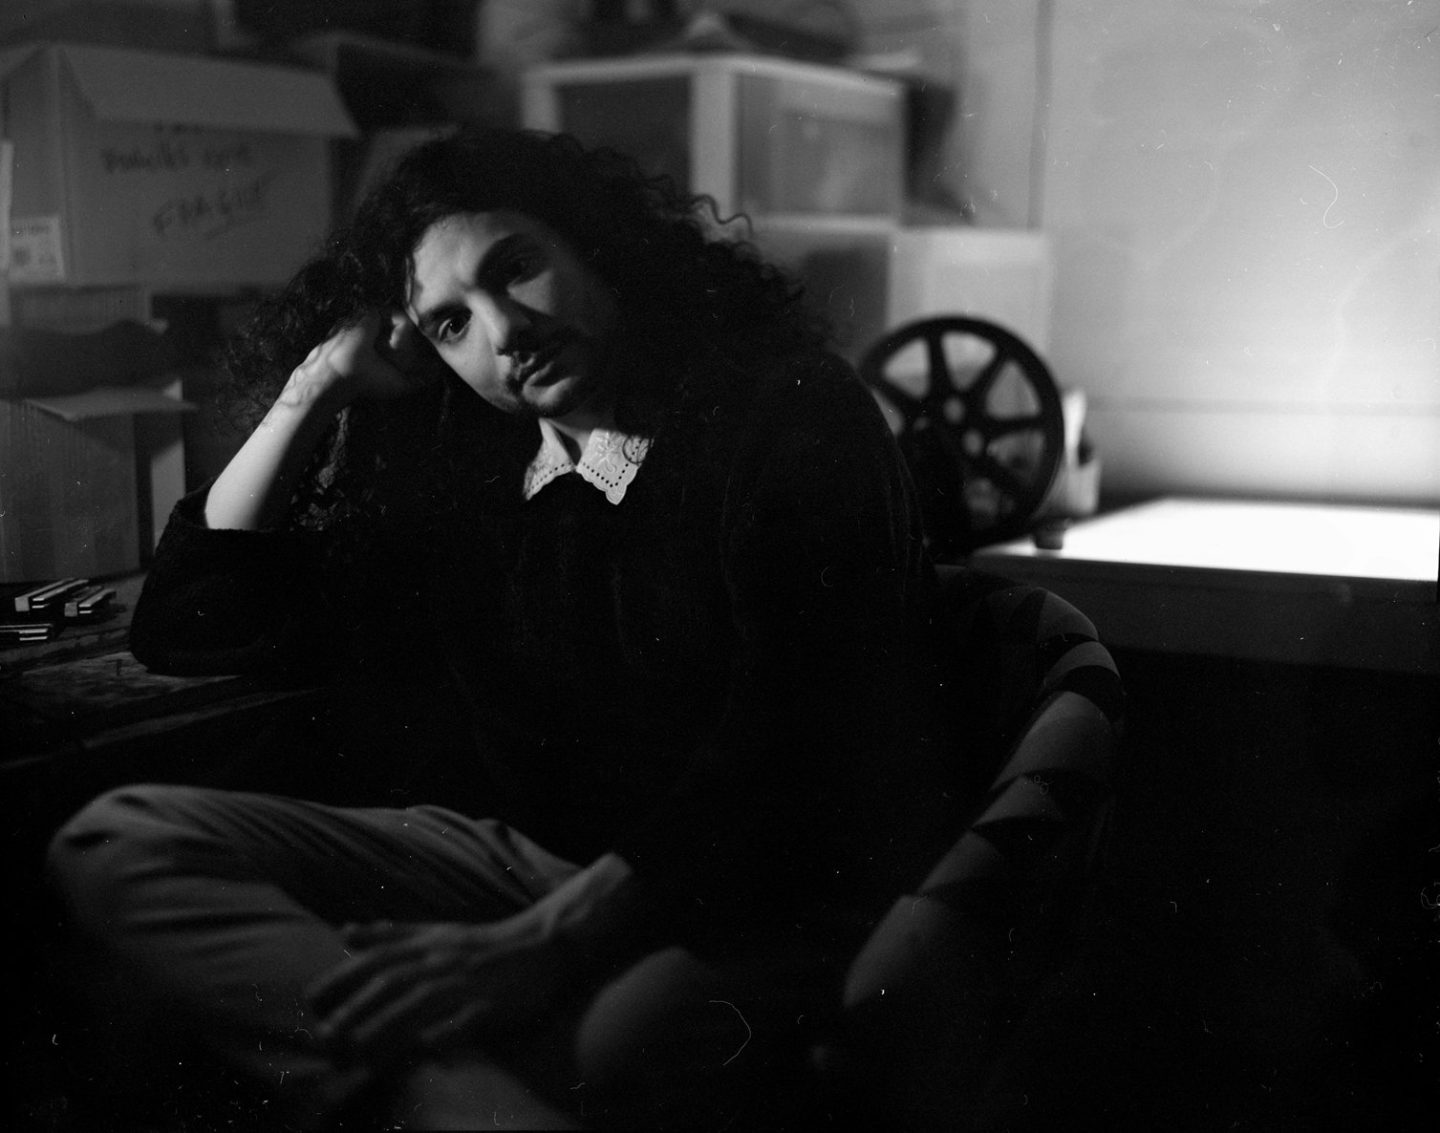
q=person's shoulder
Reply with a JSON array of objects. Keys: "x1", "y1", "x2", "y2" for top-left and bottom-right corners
[
  {"x1": 649, "y1": 343, "x2": 889, "y2": 489},
  {"x1": 747, "y1": 347, "x2": 884, "y2": 435},
  {"x1": 775, "y1": 346, "x2": 861, "y2": 387}
]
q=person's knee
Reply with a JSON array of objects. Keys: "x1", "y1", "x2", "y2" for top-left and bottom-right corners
[
  {"x1": 46, "y1": 784, "x2": 200, "y2": 916},
  {"x1": 574, "y1": 947, "x2": 708, "y2": 1083},
  {"x1": 573, "y1": 946, "x2": 771, "y2": 1095},
  {"x1": 573, "y1": 947, "x2": 794, "y2": 1127}
]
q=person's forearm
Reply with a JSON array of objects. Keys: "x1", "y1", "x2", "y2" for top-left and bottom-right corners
[
  {"x1": 204, "y1": 368, "x2": 350, "y2": 532},
  {"x1": 205, "y1": 314, "x2": 432, "y2": 531}
]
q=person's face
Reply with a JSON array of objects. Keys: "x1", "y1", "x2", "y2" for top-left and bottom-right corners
[{"x1": 406, "y1": 210, "x2": 618, "y2": 424}]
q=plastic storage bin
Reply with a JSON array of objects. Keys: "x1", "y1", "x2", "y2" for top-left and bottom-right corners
[{"x1": 522, "y1": 53, "x2": 904, "y2": 224}]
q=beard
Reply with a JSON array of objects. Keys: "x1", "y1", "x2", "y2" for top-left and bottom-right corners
[{"x1": 512, "y1": 337, "x2": 618, "y2": 424}]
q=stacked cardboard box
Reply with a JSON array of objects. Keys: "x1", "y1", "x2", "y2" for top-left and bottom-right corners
[
  {"x1": 0, "y1": 41, "x2": 356, "y2": 288},
  {"x1": 0, "y1": 42, "x2": 356, "y2": 580}
]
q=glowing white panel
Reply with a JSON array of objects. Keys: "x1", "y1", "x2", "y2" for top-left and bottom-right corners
[
  {"x1": 990, "y1": 497, "x2": 1438, "y2": 584},
  {"x1": 973, "y1": 497, "x2": 1438, "y2": 671}
]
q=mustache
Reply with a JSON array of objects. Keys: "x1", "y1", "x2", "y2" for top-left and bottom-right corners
[
  {"x1": 502, "y1": 332, "x2": 586, "y2": 391},
  {"x1": 503, "y1": 328, "x2": 581, "y2": 361}
]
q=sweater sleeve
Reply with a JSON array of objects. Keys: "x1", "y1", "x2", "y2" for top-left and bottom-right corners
[
  {"x1": 129, "y1": 487, "x2": 345, "y2": 679},
  {"x1": 132, "y1": 390, "x2": 515, "y2": 680},
  {"x1": 611, "y1": 359, "x2": 950, "y2": 946}
]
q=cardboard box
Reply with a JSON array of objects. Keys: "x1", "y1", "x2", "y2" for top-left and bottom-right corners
[
  {"x1": 11, "y1": 283, "x2": 151, "y2": 331},
  {"x1": 0, "y1": 2, "x2": 219, "y2": 55},
  {"x1": 0, "y1": 384, "x2": 191, "y2": 581},
  {"x1": 0, "y1": 42, "x2": 357, "y2": 289},
  {"x1": 3, "y1": 289, "x2": 186, "y2": 563}
]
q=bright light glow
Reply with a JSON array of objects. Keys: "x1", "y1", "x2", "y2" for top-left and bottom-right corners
[{"x1": 1009, "y1": 498, "x2": 1439, "y2": 583}]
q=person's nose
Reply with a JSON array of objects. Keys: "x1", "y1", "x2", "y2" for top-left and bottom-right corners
[{"x1": 482, "y1": 295, "x2": 540, "y2": 357}]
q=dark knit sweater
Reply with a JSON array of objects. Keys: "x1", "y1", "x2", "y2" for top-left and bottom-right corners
[{"x1": 130, "y1": 350, "x2": 960, "y2": 950}]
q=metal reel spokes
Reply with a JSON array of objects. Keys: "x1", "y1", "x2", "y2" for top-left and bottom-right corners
[{"x1": 861, "y1": 316, "x2": 1065, "y2": 555}]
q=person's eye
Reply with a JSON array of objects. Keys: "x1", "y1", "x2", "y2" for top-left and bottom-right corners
[
  {"x1": 502, "y1": 250, "x2": 544, "y2": 286},
  {"x1": 435, "y1": 312, "x2": 468, "y2": 343}
]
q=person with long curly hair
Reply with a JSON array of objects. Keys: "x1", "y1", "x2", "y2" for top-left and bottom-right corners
[{"x1": 46, "y1": 126, "x2": 959, "y2": 1129}]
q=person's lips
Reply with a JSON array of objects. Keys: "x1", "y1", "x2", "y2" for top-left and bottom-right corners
[{"x1": 508, "y1": 340, "x2": 569, "y2": 388}]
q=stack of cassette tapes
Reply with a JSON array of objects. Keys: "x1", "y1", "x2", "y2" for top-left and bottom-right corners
[{"x1": 2, "y1": 578, "x2": 117, "y2": 646}]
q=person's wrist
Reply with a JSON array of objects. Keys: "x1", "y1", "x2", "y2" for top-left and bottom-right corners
[
  {"x1": 279, "y1": 358, "x2": 357, "y2": 418},
  {"x1": 547, "y1": 856, "x2": 659, "y2": 977}
]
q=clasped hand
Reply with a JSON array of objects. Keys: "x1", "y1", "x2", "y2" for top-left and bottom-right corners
[
  {"x1": 288, "y1": 311, "x2": 436, "y2": 409},
  {"x1": 307, "y1": 915, "x2": 574, "y2": 1067}
]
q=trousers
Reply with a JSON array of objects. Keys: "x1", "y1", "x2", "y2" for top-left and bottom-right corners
[{"x1": 45, "y1": 784, "x2": 821, "y2": 1130}]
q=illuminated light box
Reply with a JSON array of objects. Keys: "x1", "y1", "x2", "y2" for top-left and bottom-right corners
[
  {"x1": 1011, "y1": 498, "x2": 1437, "y2": 583},
  {"x1": 971, "y1": 497, "x2": 1439, "y2": 674}
]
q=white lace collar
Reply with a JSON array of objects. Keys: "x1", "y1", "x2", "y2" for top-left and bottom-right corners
[{"x1": 522, "y1": 418, "x2": 652, "y2": 505}]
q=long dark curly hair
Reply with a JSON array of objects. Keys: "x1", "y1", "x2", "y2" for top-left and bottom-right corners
[{"x1": 222, "y1": 126, "x2": 830, "y2": 530}]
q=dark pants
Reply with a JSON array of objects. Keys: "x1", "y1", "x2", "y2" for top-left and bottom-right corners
[{"x1": 45, "y1": 784, "x2": 822, "y2": 1129}]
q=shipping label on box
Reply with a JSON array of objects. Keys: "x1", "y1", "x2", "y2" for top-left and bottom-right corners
[
  {"x1": 8, "y1": 214, "x2": 65, "y2": 282},
  {"x1": 0, "y1": 43, "x2": 357, "y2": 290}
]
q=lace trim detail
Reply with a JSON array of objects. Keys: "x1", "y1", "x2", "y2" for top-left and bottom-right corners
[{"x1": 523, "y1": 420, "x2": 651, "y2": 505}]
